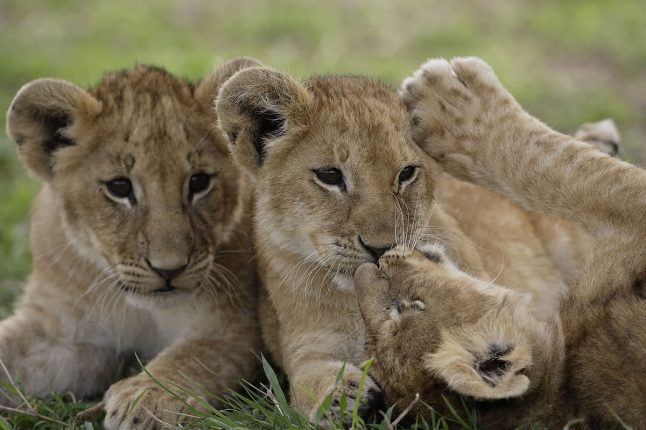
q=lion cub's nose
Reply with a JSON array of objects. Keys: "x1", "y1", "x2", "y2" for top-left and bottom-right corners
[
  {"x1": 146, "y1": 259, "x2": 188, "y2": 281},
  {"x1": 359, "y1": 236, "x2": 395, "y2": 261}
]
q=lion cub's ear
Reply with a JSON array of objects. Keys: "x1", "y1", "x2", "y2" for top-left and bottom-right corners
[
  {"x1": 194, "y1": 56, "x2": 263, "y2": 108},
  {"x1": 215, "y1": 67, "x2": 311, "y2": 174},
  {"x1": 574, "y1": 118, "x2": 621, "y2": 158},
  {"x1": 6, "y1": 79, "x2": 101, "y2": 181}
]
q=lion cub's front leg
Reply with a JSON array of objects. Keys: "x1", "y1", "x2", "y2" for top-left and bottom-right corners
[
  {"x1": 401, "y1": 57, "x2": 646, "y2": 240},
  {"x1": 103, "y1": 341, "x2": 204, "y2": 429},
  {"x1": 103, "y1": 315, "x2": 258, "y2": 430},
  {"x1": 0, "y1": 312, "x2": 118, "y2": 403},
  {"x1": 288, "y1": 358, "x2": 381, "y2": 427}
]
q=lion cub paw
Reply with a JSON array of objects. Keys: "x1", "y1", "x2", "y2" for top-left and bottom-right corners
[
  {"x1": 399, "y1": 57, "x2": 521, "y2": 180},
  {"x1": 426, "y1": 334, "x2": 533, "y2": 401},
  {"x1": 103, "y1": 374, "x2": 204, "y2": 429},
  {"x1": 315, "y1": 367, "x2": 382, "y2": 428},
  {"x1": 574, "y1": 118, "x2": 621, "y2": 158},
  {"x1": 473, "y1": 344, "x2": 525, "y2": 389}
]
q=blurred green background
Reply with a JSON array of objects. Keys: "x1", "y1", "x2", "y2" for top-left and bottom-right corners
[{"x1": 1, "y1": 0, "x2": 645, "y2": 308}]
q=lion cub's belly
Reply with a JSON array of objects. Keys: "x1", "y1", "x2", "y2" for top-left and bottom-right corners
[{"x1": 438, "y1": 177, "x2": 582, "y2": 319}]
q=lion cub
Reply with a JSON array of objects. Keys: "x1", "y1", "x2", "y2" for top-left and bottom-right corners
[
  {"x1": 3, "y1": 58, "x2": 261, "y2": 429},
  {"x1": 354, "y1": 57, "x2": 646, "y2": 429}
]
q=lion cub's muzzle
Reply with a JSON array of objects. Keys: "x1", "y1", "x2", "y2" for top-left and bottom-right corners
[
  {"x1": 145, "y1": 258, "x2": 188, "y2": 293},
  {"x1": 358, "y1": 235, "x2": 396, "y2": 263},
  {"x1": 116, "y1": 251, "x2": 213, "y2": 296}
]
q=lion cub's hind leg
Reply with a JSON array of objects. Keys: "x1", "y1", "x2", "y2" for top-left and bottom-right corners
[{"x1": 401, "y1": 56, "x2": 646, "y2": 244}]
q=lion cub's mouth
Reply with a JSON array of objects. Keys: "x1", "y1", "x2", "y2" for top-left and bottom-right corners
[
  {"x1": 152, "y1": 284, "x2": 178, "y2": 294},
  {"x1": 119, "y1": 282, "x2": 185, "y2": 296}
]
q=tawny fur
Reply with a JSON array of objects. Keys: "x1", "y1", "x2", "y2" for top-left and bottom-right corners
[
  {"x1": 214, "y1": 66, "x2": 608, "y2": 423},
  {"x1": 355, "y1": 245, "x2": 563, "y2": 428},
  {"x1": 2, "y1": 57, "x2": 262, "y2": 430},
  {"x1": 355, "y1": 56, "x2": 645, "y2": 429}
]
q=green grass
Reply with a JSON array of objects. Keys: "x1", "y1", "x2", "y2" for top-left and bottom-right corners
[
  {"x1": 2, "y1": 356, "x2": 627, "y2": 429},
  {"x1": 1, "y1": 0, "x2": 645, "y2": 428},
  {"x1": 0, "y1": 357, "x2": 500, "y2": 430}
]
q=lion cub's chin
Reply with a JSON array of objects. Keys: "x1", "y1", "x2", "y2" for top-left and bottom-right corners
[{"x1": 122, "y1": 287, "x2": 194, "y2": 310}]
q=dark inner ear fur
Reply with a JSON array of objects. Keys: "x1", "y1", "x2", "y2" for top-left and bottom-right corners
[
  {"x1": 251, "y1": 107, "x2": 285, "y2": 164},
  {"x1": 39, "y1": 109, "x2": 74, "y2": 154},
  {"x1": 7, "y1": 78, "x2": 102, "y2": 180},
  {"x1": 216, "y1": 67, "x2": 310, "y2": 170}
]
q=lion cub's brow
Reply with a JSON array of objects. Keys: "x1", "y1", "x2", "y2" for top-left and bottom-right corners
[
  {"x1": 305, "y1": 76, "x2": 415, "y2": 165},
  {"x1": 88, "y1": 65, "x2": 227, "y2": 162},
  {"x1": 306, "y1": 76, "x2": 407, "y2": 127},
  {"x1": 91, "y1": 65, "x2": 196, "y2": 109}
]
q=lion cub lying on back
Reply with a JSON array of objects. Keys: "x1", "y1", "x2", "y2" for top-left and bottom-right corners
[{"x1": 355, "y1": 58, "x2": 646, "y2": 429}]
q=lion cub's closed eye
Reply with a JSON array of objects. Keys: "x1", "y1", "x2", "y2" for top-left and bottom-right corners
[{"x1": 388, "y1": 298, "x2": 426, "y2": 320}]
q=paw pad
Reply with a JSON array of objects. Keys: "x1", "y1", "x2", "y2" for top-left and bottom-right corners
[{"x1": 476, "y1": 344, "x2": 514, "y2": 386}]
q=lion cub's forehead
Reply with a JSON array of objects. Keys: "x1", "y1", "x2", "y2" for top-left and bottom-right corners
[
  {"x1": 305, "y1": 76, "x2": 416, "y2": 161},
  {"x1": 307, "y1": 76, "x2": 407, "y2": 128},
  {"x1": 88, "y1": 65, "x2": 223, "y2": 163},
  {"x1": 91, "y1": 66, "x2": 203, "y2": 143},
  {"x1": 91, "y1": 65, "x2": 196, "y2": 110}
]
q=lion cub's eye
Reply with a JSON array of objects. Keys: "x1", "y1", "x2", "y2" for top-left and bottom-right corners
[
  {"x1": 314, "y1": 168, "x2": 346, "y2": 191},
  {"x1": 189, "y1": 173, "x2": 211, "y2": 195},
  {"x1": 398, "y1": 166, "x2": 417, "y2": 184},
  {"x1": 189, "y1": 173, "x2": 213, "y2": 202},
  {"x1": 106, "y1": 177, "x2": 133, "y2": 199}
]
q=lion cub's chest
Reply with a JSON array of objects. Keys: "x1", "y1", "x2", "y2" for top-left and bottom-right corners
[{"x1": 85, "y1": 300, "x2": 206, "y2": 360}]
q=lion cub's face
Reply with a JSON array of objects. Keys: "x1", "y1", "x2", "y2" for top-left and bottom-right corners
[
  {"x1": 7, "y1": 61, "x2": 259, "y2": 306},
  {"x1": 217, "y1": 70, "x2": 442, "y2": 290},
  {"x1": 355, "y1": 244, "x2": 506, "y2": 347},
  {"x1": 354, "y1": 244, "x2": 542, "y2": 401}
]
